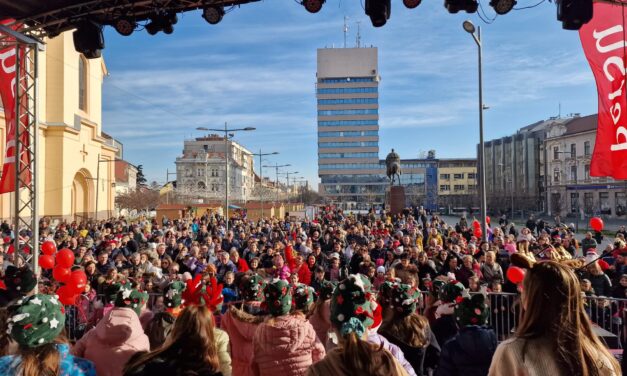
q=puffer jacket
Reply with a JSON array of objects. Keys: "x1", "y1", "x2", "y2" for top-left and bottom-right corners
[
  {"x1": 214, "y1": 328, "x2": 232, "y2": 376},
  {"x1": 221, "y1": 305, "x2": 265, "y2": 376},
  {"x1": 436, "y1": 326, "x2": 497, "y2": 376},
  {"x1": 252, "y1": 314, "x2": 325, "y2": 376},
  {"x1": 72, "y1": 307, "x2": 150, "y2": 376}
]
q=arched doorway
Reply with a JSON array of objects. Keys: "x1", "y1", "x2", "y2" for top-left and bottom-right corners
[{"x1": 71, "y1": 169, "x2": 93, "y2": 221}]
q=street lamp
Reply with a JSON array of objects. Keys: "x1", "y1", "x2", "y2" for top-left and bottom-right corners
[
  {"x1": 279, "y1": 171, "x2": 299, "y2": 202},
  {"x1": 463, "y1": 19, "x2": 488, "y2": 242},
  {"x1": 497, "y1": 163, "x2": 514, "y2": 221},
  {"x1": 94, "y1": 156, "x2": 122, "y2": 220},
  {"x1": 263, "y1": 163, "x2": 291, "y2": 206},
  {"x1": 196, "y1": 124, "x2": 255, "y2": 231},
  {"x1": 248, "y1": 149, "x2": 279, "y2": 219}
]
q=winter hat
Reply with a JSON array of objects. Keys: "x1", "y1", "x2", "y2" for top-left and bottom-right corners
[
  {"x1": 376, "y1": 266, "x2": 386, "y2": 274},
  {"x1": 105, "y1": 281, "x2": 126, "y2": 303},
  {"x1": 317, "y1": 280, "x2": 336, "y2": 301},
  {"x1": 8, "y1": 294, "x2": 65, "y2": 347},
  {"x1": 439, "y1": 280, "x2": 465, "y2": 303},
  {"x1": 263, "y1": 279, "x2": 292, "y2": 316},
  {"x1": 4, "y1": 265, "x2": 37, "y2": 294},
  {"x1": 164, "y1": 281, "x2": 186, "y2": 309},
  {"x1": 330, "y1": 274, "x2": 375, "y2": 335},
  {"x1": 292, "y1": 283, "x2": 315, "y2": 312},
  {"x1": 114, "y1": 287, "x2": 146, "y2": 316},
  {"x1": 454, "y1": 293, "x2": 489, "y2": 326},
  {"x1": 430, "y1": 279, "x2": 446, "y2": 297},
  {"x1": 239, "y1": 273, "x2": 266, "y2": 302},
  {"x1": 377, "y1": 280, "x2": 396, "y2": 308},
  {"x1": 390, "y1": 283, "x2": 421, "y2": 317}
]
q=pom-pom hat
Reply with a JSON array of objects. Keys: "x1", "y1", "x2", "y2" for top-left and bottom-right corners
[
  {"x1": 239, "y1": 273, "x2": 266, "y2": 302},
  {"x1": 264, "y1": 279, "x2": 292, "y2": 316},
  {"x1": 454, "y1": 293, "x2": 489, "y2": 326},
  {"x1": 8, "y1": 294, "x2": 65, "y2": 347},
  {"x1": 292, "y1": 283, "x2": 315, "y2": 312},
  {"x1": 330, "y1": 274, "x2": 375, "y2": 331},
  {"x1": 164, "y1": 281, "x2": 186, "y2": 308}
]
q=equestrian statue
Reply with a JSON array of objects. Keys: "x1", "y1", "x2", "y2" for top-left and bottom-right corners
[{"x1": 385, "y1": 149, "x2": 402, "y2": 186}]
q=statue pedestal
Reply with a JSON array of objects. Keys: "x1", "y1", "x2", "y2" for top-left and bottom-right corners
[{"x1": 386, "y1": 186, "x2": 406, "y2": 215}]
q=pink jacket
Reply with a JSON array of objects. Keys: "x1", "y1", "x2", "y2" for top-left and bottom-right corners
[
  {"x1": 308, "y1": 301, "x2": 332, "y2": 348},
  {"x1": 221, "y1": 306, "x2": 265, "y2": 376},
  {"x1": 72, "y1": 307, "x2": 150, "y2": 376},
  {"x1": 252, "y1": 314, "x2": 325, "y2": 376}
]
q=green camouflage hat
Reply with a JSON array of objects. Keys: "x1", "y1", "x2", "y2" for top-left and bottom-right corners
[
  {"x1": 330, "y1": 274, "x2": 374, "y2": 333},
  {"x1": 115, "y1": 286, "x2": 145, "y2": 316},
  {"x1": 439, "y1": 280, "x2": 465, "y2": 303},
  {"x1": 317, "y1": 280, "x2": 336, "y2": 301},
  {"x1": 240, "y1": 274, "x2": 267, "y2": 302},
  {"x1": 264, "y1": 279, "x2": 292, "y2": 316},
  {"x1": 454, "y1": 293, "x2": 489, "y2": 326},
  {"x1": 390, "y1": 283, "x2": 421, "y2": 317},
  {"x1": 8, "y1": 294, "x2": 65, "y2": 347},
  {"x1": 292, "y1": 283, "x2": 315, "y2": 312},
  {"x1": 164, "y1": 281, "x2": 186, "y2": 308}
]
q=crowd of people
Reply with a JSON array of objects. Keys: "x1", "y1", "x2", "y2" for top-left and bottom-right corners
[{"x1": 0, "y1": 206, "x2": 625, "y2": 375}]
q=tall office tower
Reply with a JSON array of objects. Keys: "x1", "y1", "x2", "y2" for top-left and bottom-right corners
[{"x1": 316, "y1": 47, "x2": 384, "y2": 207}]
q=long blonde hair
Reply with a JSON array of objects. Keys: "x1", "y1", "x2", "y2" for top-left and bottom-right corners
[
  {"x1": 124, "y1": 305, "x2": 220, "y2": 372},
  {"x1": 517, "y1": 261, "x2": 621, "y2": 376}
]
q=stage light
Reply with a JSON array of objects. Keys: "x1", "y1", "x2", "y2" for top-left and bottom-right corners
[
  {"x1": 202, "y1": 6, "x2": 225, "y2": 24},
  {"x1": 145, "y1": 12, "x2": 178, "y2": 35},
  {"x1": 444, "y1": 0, "x2": 478, "y2": 13},
  {"x1": 113, "y1": 18, "x2": 136, "y2": 36},
  {"x1": 403, "y1": 0, "x2": 422, "y2": 9},
  {"x1": 365, "y1": 0, "x2": 391, "y2": 27},
  {"x1": 302, "y1": 0, "x2": 325, "y2": 13},
  {"x1": 557, "y1": 0, "x2": 593, "y2": 30},
  {"x1": 72, "y1": 20, "x2": 104, "y2": 59},
  {"x1": 489, "y1": 0, "x2": 516, "y2": 14}
]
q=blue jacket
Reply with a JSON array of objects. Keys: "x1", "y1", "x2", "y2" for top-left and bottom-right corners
[
  {"x1": 0, "y1": 343, "x2": 95, "y2": 376},
  {"x1": 435, "y1": 326, "x2": 497, "y2": 376}
]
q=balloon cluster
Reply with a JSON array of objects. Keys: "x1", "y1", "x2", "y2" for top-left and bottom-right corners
[
  {"x1": 471, "y1": 216, "x2": 489, "y2": 239},
  {"x1": 40, "y1": 241, "x2": 87, "y2": 305}
]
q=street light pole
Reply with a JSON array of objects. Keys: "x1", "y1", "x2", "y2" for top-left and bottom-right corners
[
  {"x1": 464, "y1": 20, "x2": 487, "y2": 242},
  {"x1": 196, "y1": 123, "x2": 255, "y2": 232},
  {"x1": 248, "y1": 149, "x2": 278, "y2": 219},
  {"x1": 263, "y1": 163, "x2": 291, "y2": 207}
]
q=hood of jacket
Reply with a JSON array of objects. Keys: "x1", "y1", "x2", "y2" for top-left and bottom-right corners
[
  {"x1": 226, "y1": 305, "x2": 265, "y2": 340},
  {"x1": 259, "y1": 314, "x2": 310, "y2": 352},
  {"x1": 95, "y1": 307, "x2": 145, "y2": 346},
  {"x1": 454, "y1": 326, "x2": 497, "y2": 363}
]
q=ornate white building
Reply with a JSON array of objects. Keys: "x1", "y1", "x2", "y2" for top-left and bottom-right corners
[{"x1": 175, "y1": 135, "x2": 255, "y2": 202}]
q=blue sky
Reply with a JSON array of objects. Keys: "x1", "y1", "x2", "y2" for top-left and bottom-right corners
[{"x1": 101, "y1": 0, "x2": 597, "y2": 189}]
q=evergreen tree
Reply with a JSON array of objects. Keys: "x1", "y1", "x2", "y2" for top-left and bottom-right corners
[{"x1": 136, "y1": 164, "x2": 148, "y2": 187}]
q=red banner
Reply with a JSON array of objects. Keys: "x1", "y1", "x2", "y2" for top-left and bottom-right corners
[
  {"x1": 579, "y1": 3, "x2": 627, "y2": 179},
  {"x1": 0, "y1": 20, "x2": 31, "y2": 193}
]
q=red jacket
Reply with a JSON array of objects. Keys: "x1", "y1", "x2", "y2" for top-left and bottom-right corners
[{"x1": 237, "y1": 258, "x2": 250, "y2": 273}]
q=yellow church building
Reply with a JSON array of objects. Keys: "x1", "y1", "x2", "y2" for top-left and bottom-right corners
[{"x1": 0, "y1": 32, "x2": 117, "y2": 220}]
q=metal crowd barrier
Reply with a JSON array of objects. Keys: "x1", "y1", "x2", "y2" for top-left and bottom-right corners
[{"x1": 63, "y1": 292, "x2": 625, "y2": 349}]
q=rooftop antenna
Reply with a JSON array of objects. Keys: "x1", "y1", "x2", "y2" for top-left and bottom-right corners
[
  {"x1": 343, "y1": 16, "x2": 349, "y2": 48},
  {"x1": 356, "y1": 21, "x2": 361, "y2": 48}
]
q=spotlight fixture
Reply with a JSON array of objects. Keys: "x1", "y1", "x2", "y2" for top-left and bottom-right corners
[
  {"x1": 557, "y1": 0, "x2": 593, "y2": 30},
  {"x1": 489, "y1": 0, "x2": 516, "y2": 14},
  {"x1": 302, "y1": 0, "x2": 325, "y2": 13},
  {"x1": 444, "y1": 0, "x2": 478, "y2": 13},
  {"x1": 365, "y1": 0, "x2": 391, "y2": 27},
  {"x1": 113, "y1": 17, "x2": 136, "y2": 36},
  {"x1": 202, "y1": 6, "x2": 225, "y2": 24},
  {"x1": 145, "y1": 12, "x2": 178, "y2": 35},
  {"x1": 72, "y1": 20, "x2": 104, "y2": 59},
  {"x1": 403, "y1": 0, "x2": 422, "y2": 9}
]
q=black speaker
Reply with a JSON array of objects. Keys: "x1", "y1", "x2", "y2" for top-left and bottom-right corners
[
  {"x1": 72, "y1": 21, "x2": 104, "y2": 59},
  {"x1": 557, "y1": 0, "x2": 593, "y2": 30}
]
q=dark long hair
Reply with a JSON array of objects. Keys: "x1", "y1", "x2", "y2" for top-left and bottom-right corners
[
  {"x1": 517, "y1": 261, "x2": 621, "y2": 376},
  {"x1": 124, "y1": 305, "x2": 220, "y2": 373}
]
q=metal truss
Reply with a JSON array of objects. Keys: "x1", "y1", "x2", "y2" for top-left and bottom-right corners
[
  {"x1": 0, "y1": 25, "x2": 41, "y2": 274},
  {"x1": 7, "y1": 0, "x2": 261, "y2": 39}
]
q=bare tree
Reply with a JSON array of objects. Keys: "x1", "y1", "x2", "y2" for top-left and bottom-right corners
[{"x1": 116, "y1": 188, "x2": 160, "y2": 213}]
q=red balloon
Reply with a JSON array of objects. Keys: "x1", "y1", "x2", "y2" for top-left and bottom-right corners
[
  {"x1": 472, "y1": 220, "x2": 480, "y2": 228},
  {"x1": 52, "y1": 266, "x2": 72, "y2": 283},
  {"x1": 39, "y1": 254, "x2": 55, "y2": 269},
  {"x1": 41, "y1": 241, "x2": 57, "y2": 256},
  {"x1": 507, "y1": 266, "x2": 526, "y2": 284},
  {"x1": 473, "y1": 228, "x2": 483, "y2": 238},
  {"x1": 68, "y1": 270, "x2": 88, "y2": 293},
  {"x1": 7, "y1": 244, "x2": 14, "y2": 255},
  {"x1": 486, "y1": 216, "x2": 491, "y2": 225},
  {"x1": 56, "y1": 249, "x2": 75, "y2": 268},
  {"x1": 57, "y1": 285, "x2": 78, "y2": 305},
  {"x1": 590, "y1": 217, "x2": 604, "y2": 232}
]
